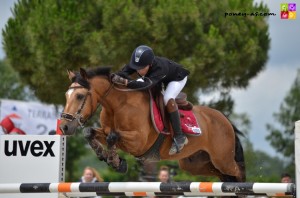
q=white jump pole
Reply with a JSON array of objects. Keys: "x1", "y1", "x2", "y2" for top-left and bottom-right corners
[
  {"x1": 0, "y1": 182, "x2": 295, "y2": 197},
  {"x1": 295, "y1": 121, "x2": 300, "y2": 198}
]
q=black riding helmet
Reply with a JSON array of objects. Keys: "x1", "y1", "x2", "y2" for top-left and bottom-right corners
[{"x1": 129, "y1": 45, "x2": 155, "y2": 70}]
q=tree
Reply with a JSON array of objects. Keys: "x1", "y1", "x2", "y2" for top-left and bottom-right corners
[
  {"x1": 266, "y1": 69, "x2": 300, "y2": 176},
  {"x1": 243, "y1": 141, "x2": 285, "y2": 182},
  {"x1": 0, "y1": 59, "x2": 28, "y2": 100},
  {"x1": 3, "y1": 0, "x2": 270, "y2": 111}
]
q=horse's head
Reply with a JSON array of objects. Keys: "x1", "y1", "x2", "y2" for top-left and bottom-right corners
[{"x1": 60, "y1": 67, "x2": 111, "y2": 135}]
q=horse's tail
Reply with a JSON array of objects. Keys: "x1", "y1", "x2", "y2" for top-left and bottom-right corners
[{"x1": 232, "y1": 124, "x2": 246, "y2": 182}]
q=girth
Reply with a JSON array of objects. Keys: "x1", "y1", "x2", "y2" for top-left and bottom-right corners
[{"x1": 135, "y1": 133, "x2": 165, "y2": 162}]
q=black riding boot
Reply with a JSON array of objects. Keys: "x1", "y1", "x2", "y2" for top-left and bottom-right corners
[{"x1": 167, "y1": 99, "x2": 188, "y2": 155}]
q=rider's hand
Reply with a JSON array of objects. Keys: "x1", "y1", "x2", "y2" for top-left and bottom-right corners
[{"x1": 111, "y1": 74, "x2": 128, "y2": 86}]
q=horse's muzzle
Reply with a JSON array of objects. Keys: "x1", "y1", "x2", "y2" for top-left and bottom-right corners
[{"x1": 59, "y1": 121, "x2": 77, "y2": 135}]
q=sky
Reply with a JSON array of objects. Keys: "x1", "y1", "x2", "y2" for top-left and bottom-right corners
[
  {"x1": 230, "y1": 0, "x2": 300, "y2": 156},
  {"x1": 0, "y1": 0, "x2": 299, "y2": 157}
]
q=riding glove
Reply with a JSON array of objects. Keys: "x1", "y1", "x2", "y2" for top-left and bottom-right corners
[{"x1": 111, "y1": 74, "x2": 128, "y2": 86}]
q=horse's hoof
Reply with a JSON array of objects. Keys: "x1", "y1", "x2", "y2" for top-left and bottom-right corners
[{"x1": 116, "y1": 158, "x2": 128, "y2": 173}]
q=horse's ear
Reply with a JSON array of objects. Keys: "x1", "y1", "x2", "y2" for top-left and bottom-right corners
[
  {"x1": 67, "y1": 69, "x2": 76, "y2": 81},
  {"x1": 80, "y1": 68, "x2": 88, "y2": 80}
]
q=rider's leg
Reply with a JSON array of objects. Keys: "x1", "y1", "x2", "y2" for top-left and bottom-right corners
[
  {"x1": 166, "y1": 99, "x2": 188, "y2": 155},
  {"x1": 164, "y1": 77, "x2": 188, "y2": 155}
]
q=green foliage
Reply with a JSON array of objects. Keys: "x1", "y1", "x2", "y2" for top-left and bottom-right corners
[
  {"x1": 243, "y1": 141, "x2": 285, "y2": 182},
  {"x1": 101, "y1": 152, "x2": 141, "y2": 182},
  {"x1": 266, "y1": 69, "x2": 300, "y2": 176},
  {"x1": 65, "y1": 132, "x2": 89, "y2": 181},
  {"x1": 3, "y1": 0, "x2": 270, "y2": 109},
  {"x1": 0, "y1": 59, "x2": 26, "y2": 100},
  {"x1": 3, "y1": 0, "x2": 99, "y2": 104}
]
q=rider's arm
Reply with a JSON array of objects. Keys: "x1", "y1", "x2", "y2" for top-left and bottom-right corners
[
  {"x1": 116, "y1": 64, "x2": 136, "y2": 79},
  {"x1": 127, "y1": 74, "x2": 165, "y2": 90},
  {"x1": 126, "y1": 78, "x2": 152, "y2": 89},
  {"x1": 126, "y1": 63, "x2": 166, "y2": 89}
]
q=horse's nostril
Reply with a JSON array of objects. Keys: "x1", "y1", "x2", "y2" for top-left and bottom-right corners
[{"x1": 60, "y1": 125, "x2": 68, "y2": 133}]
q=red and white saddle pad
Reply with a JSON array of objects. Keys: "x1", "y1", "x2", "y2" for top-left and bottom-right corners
[{"x1": 150, "y1": 98, "x2": 202, "y2": 136}]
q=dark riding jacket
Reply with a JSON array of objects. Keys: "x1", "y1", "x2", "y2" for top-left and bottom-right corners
[{"x1": 117, "y1": 56, "x2": 190, "y2": 90}]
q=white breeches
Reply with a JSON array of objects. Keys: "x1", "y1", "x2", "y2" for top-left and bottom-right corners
[{"x1": 163, "y1": 76, "x2": 187, "y2": 105}]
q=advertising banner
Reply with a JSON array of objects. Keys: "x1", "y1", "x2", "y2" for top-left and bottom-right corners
[{"x1": 0, "y1": 99, "x2": 62, "y2": 135}]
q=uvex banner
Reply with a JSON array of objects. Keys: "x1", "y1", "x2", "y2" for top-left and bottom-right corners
[
  {"x1": 0, "y1": 135, "x2": 65, "y2": 198},
  {"x1": 0, "y1": 99, "x2": 61, "y2": 135}
]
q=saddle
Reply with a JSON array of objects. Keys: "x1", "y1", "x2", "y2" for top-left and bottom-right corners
[
  {"x1": 175, "y1": 92, "x2": 194, "y2": 111},
  {"x1": 151, "y1": 88, "x2": 196, "y2": 136}
]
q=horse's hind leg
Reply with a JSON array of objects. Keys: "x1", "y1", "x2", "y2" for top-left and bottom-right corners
[
  {"x1": 210, "y1": 152, "x2": 244, "y2": 182},
  {"x1": 179, "y1": 150, "x2": 244, "y2": 182},
  {"x1": 178, "y1": 151, "x2": 223, "y2": 179},
  {"x1": 210, "y1": 133, "x2": 246, "y2": 182}
]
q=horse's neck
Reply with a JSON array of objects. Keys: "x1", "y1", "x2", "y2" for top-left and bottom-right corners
[
  {"x1": 108, "y1": 87, "x2": 149, "y2": 111},
  {"x1": 92, "y1": 79, "x2": 147, "y2": 112}
]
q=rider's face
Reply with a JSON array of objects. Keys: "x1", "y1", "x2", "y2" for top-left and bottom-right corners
[{"x1": 137, "y1": 65, "x2": 150, "y2": 76}]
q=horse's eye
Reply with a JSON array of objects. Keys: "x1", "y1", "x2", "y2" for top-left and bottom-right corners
[{"x1": 76, "y1": 94, "x2": 85, "y2": 100}]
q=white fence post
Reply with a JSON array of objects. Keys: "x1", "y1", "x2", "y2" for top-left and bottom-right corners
[{"x1": 295, "y1": 121, "x2": 300, "y2": 198}]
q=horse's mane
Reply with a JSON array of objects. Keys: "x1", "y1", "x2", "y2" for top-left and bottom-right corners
[
  {"x1": 86, "y1": 66, "x2": 111, "y2": 78},
  {"x1": 72, "y1": 66, "x2": 111, "y2": 89}
]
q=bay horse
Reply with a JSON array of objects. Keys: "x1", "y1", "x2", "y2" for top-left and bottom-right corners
[{"x1": 60, "y1": 67, "x2": 246, "y2": 182}]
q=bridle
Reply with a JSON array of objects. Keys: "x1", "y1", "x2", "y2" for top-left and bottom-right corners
[
  {"x1": 60, "y1": 85, "x2": 94, "y2": 127},
  {"x1": 61, "y1": 83, "x2": 110, "y2": 126}
]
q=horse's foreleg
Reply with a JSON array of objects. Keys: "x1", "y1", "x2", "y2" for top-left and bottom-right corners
[
  {"x1": 106, "y1": 131, "x2": 128, "y2": 173},
  {"x1": 83, "y1": 127, "x2": 107, "y2": 161},
  {"x1": 106, "y1": 131, "x2": 120, "y2": 165}
]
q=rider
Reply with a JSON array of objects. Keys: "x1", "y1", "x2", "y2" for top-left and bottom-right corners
[{"x1": 111, "y1": 45, "x2": 190, "y2": 155}]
